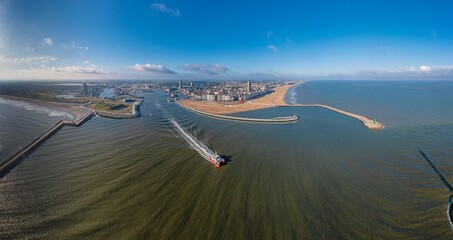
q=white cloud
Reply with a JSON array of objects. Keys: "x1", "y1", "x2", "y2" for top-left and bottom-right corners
[
  {"x1": 266, "y1": 45, "x2": 279, "y2": 52},
  {"x1": 402, "y1": 65, "x2": 433, "y2": 73},
  {"x1": 0, "y1": 59, "x2": 112, "y2": 79},
  {"x1": 418, "y1": 65, "x2": 431, "y2": 72},
  {"x1": 0, "y1": 54, "x2": 58, "y2": 65},
  {"x1": 355, "y1": 65, "x2": 453, "y2": 80},
  {"x1": 248, "y1": 72, "x2": 284, "y2": 78},
  {"x1": 70, "y1": 41, "x2": 89, "y2": 54},
  {"x1": 52, "y1": 65, "x2": 106, "y2": 75},
  {"x1": 41, "y1": 37, "x2": 53, "y2": 46},
  {"x1": 131, "y1": 63, "x2": 176, "y2": 74},
  {"x1": 0, "y1": 68, "x2": 107, "y2": 80},
  {"x1": 183, "y1": 63, "x2": 229, "y2": 75},
  {"x1": 150, "y1": 3, "x2": 180, "y2": 17}
]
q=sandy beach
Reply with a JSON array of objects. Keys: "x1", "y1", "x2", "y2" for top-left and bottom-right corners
[
  {"x1": 178, "y1": 82, "x2": 302, "y2": 115},
  {"x1": 0, "y1": 94, "x2": 90, "y2": 120}
]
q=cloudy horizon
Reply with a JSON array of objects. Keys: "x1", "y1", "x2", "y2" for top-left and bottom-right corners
[{"x1": 0, "y1": 0, "x2": 452, "y2": 80}]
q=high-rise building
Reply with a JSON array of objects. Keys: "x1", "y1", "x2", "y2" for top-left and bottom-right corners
[
  {"x1": 178, "y1": 81, "x2": 182, "y2": 89},
  {"x1": 82, "y1": 81, "x2": 89, "y2": 96},
  {"x1": 246, "y1": 81, "x2": 251, "y2": 93}
]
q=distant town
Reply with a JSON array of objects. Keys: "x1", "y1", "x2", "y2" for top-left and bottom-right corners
[
  {"x1": 71, "y1": 80, "x2": 298, "y2": 103},
  {"x1": 0, "y1": 80, "x2": 298, "y2": 117},
  {"x1": 165, "y1": 80, "x2": 298, "y2": 102},
  {"x1": 0, "y1": 80, "x2": 297, "y2": 103}
]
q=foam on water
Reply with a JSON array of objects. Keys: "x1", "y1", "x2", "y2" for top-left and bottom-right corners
[
  {"x1": 48, "y1": 111, "x2": 73, "y2": 118},
  {"x1": 155, "y1": 99, "x2": 215, "y2": 162},
  {"x1": 168, "y1": 116, "x2": 214, "y2": 161},
  {"x1": 0, "y1": 97, "x2": 73, "y2": 119},
  {"x1": 288, "y1": 88, "x2": 298, "y2": 105}
]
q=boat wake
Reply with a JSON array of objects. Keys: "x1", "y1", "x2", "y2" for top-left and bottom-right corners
[
  {"x1": 417, "y1": 146, "x2": 453, "y2": 230},
  {"x1": 167, "y1": 116, "x2": 215, "y2": 162},
  {"x1": 155, "y1": 100, "x2": 225, "y2": 166},
  {"x1": 448, "y1": 195, "x2": 453, "y2": 230}
]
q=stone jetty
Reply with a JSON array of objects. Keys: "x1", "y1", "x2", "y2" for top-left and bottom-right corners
[
  {"x1": 0, "y1": 111, "x2": 95, "y2": 178},
  {"x1": 177, "y1": 101, "x2": 298, "y2": 123},
  {"x1": 288, "y1": 104, "x2": 384, "y2": 130}
]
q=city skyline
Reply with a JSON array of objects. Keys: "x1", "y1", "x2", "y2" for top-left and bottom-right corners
[{"x1": 1, "y1": 0, "x2": 453, "y2": 80}]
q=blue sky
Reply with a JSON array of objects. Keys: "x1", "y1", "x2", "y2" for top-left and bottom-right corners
[{"x1": 0, "y1": 0, "x2": 452, "y2": 80}]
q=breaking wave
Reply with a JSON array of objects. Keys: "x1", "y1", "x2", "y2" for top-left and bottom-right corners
[
  {"x1": 288, "y1": 87, "x2": 298, "y2": 105},
  {"x1": 0, "y1": 97, "x2": 73, "y2": 120}
]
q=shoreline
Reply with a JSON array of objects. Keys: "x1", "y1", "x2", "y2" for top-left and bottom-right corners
[
  {"x1": 178, "y1": 81, "x2": 303, "y2": 115},
  {"x1": 177, "y1": 81, "x2": 384, "y2": 130},
  {"x1": 0, "y1": 94, "x2": 90, "y2": 121},
  {"x1": 0, "y1": 94, "x2": 143, "y2": 120}
]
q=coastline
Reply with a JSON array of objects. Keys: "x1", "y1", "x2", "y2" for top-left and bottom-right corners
[
  {"x1": 0, "y1": 94, "x2": 90, "y2": 121},
  {"x1": 0, "y1": 94, "x2": 143, "y2": 120},
  {"x1": 177, "y1": 81, "x2": 384, "y2": 130},
  {"x1": 178, "y1": 81, "x2": 303, "y2": 115}
]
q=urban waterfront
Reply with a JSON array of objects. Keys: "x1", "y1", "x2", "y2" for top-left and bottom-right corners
[{"x1": 1, "y1": 81, "x2": 453, "y2": 239}]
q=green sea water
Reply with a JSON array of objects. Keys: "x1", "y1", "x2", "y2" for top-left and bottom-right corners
[{"x1": 1, "y1": 81, "x2": 453, "y2": 239}]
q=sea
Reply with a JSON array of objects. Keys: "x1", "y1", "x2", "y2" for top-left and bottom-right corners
[{"x1": 0, "y1": 80, "x2": 452, "y2": 239}]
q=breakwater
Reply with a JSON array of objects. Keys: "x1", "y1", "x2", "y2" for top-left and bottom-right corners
[
  {"x1": 0, "y1": 111, "x2": 95, "y2": 178},
  {"x1": 177, "y1": 101, "x2": 298, "y2": 123},
  {"x1": 286, "y1": 104, "x2": 384, "y2": 130}
]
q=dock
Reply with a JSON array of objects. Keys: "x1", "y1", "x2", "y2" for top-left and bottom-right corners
[
  {"x1": 287, "y1": 104, "x2": 384, "y2": 130},
  {"x1": 0, "y1": 111, "x2": 95, "y2": 178},
  {"x1": 177, "y1": 101, "x2": 298, "y2": 123}
]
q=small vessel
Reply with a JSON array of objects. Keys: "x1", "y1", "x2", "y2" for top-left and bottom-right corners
[{"x1": 209, "y1": 154, "x2": 225, "y2": 167}]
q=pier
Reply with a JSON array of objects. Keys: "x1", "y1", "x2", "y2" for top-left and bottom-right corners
[
  {"x1": 287, "y1": 104, "x2": 384, "y2": 130},
  {"x1": 0, "y1": 111, "x2": 95, "y2": 178},
  {"x1": 177, "y1": 101, "x2": 298, "y2": 123}
]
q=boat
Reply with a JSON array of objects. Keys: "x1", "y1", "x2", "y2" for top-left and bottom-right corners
[{"x1": 209, "y1": 154, "x2": 225, "y2": 167}]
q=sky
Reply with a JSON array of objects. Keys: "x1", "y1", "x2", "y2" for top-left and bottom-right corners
[{"x1": 0, "y1": 0, "x2": 452, "y2": 80}]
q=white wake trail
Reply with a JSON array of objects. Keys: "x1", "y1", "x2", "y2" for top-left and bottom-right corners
[{"x1": 168, "y1": 116, "x2": 214, "y2": 161}]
